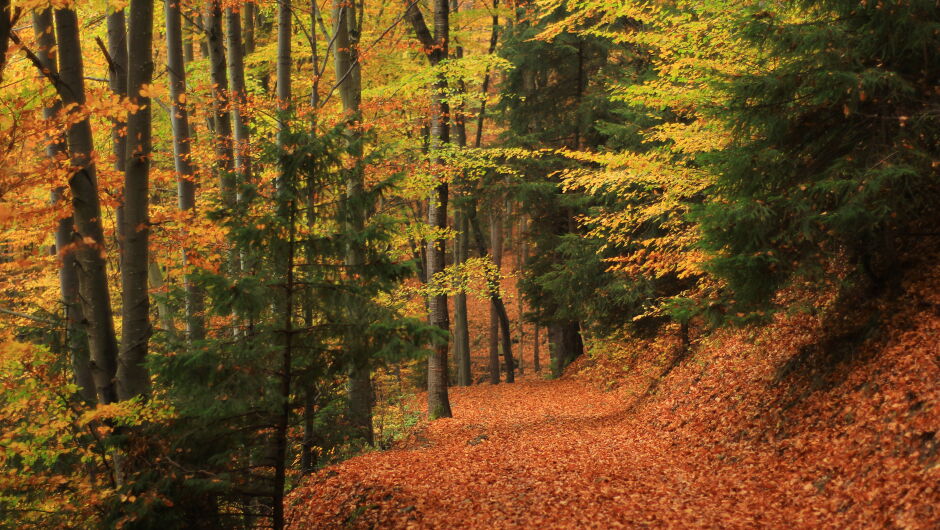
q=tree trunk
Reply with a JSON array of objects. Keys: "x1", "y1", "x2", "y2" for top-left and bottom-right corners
[
  {"x1": 165, "y1": 0, "x2": 205, "y2": 341},
  {"x1": 533, "y1": 324, "x2": 540, "y2": 373},
  {"x1": 453, "y1": 210, "x2": 471, "y2": 386},
  {"x1": 182, "y1": 16, "x2": 194, "y2": 62},
  {"x1": 106, "y1": 9, "x2": 128, "y2": 243},
  {"x1": 33, "y1": 9, "x2": 95, "y2": 403},
  {"x1": 54, "y1": 7, "x2": 120, "y2": 405},
  {"x1": 242, "y1": 2, "x2": 255, "y2": 54},
  {"x1": 467, "y1": 202, "x2": 514, "y2": 384},
  {"x1": 117, "y1": 0, "x2": 154, "y2": 401},
  {"x1": 488, "y1": 209, "x2": 502, "y2": 383},
  {"x1": 276, "y1": 0, "x2": 291, "y2": 114},
  {"x1": 407, "y1": 0, "x2": 453, "y2": 419},
  {"x1": 333, "y1": 0, "x2": 373, "y2": 443},
  {"x1": 447, "y1": 0, "x2": 472, "y2": 387},
  {"x1": 428, "y1": 0, "x2": 452, "y2": 419},
  {"x1": 226, "y1": 6, "x2": 252, "y2": 197},
  {"x1": 549, "y1": 320, "x2": 583, "y2": 378},
  {"x1": 205, "y1": 0, "x2": 236, "y2": 210}
]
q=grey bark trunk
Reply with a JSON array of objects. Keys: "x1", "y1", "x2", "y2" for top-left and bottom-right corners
[
  {"x1": 533, "y1": 324, "x2": 540, "y2": 373},
  {"x1": 117, "y1": 0, "x2": 154, "y2": 401},
  {"x1": 54, "y1": 6, "x2": 120, "y2": 405},
  {"x1": 454, "y1": 210, "x2": 471, "y2": 386},
  {"x1": 426, "y1": 0, "x2": 452, "y2": 419},
  {"x1": 106, "y1": 9, "x2": 128, "y2": 243},
  {"x1": 407, "y1": 0, "x2": 453, "y2": 418},
  {"x1": 205, "y1": 0, "x2": 236, "y2": 209},
  {"x1": 33, "y1": 9, "x2": 95, "y2": 403},
  {"x1": 467, "y1": 203, "x2": 514, "y2": 383},
  {"x1": 242, "y1": 2, "x2": 255, "y2": 54},
  {"x1": 488, "y1": 210, "x2": 502, "y2": 383},
  {"x1": 334, "y1": 0, "x2": 372, "y2": 443},
  {"x1": 226, "y1": 6, "x2": 252, "y2": 196},
  {"x1": 450, "y1": 0, "x2": 471, "y2": 387},
  {"x1": 165, "y1": 0, "x2": 205, "y2": 341}
]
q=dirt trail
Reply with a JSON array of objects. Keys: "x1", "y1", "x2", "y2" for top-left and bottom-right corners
[{"x1": 287, "y1": 379, "x2": 793, "y2": 528}]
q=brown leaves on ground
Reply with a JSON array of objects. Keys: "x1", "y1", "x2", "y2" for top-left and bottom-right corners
[{"x1": 287, "y1": 263, "x2": 940, "y2": 529}]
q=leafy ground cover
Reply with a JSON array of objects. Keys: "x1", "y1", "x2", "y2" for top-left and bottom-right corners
[{"x1": 288, "y1": 261, "x2": 940, "y2": 528}]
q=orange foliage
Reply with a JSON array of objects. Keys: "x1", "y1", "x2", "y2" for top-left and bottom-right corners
[{"x1": 287, "y1": 258, "x2": 940, "y2": 528}]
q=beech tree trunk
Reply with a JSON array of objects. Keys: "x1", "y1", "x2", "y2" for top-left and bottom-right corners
[
  {"x1": 488, "y1": 209, "x2": 502, "y2": 383},
  {"x1": 204, "y1": 0, "x2": 236, "y2": 209},
  {"x1": 454, "y1": 210, "x2": 472, "y2": 386},
  {"x1": 533, "y1": 324, "x2": 541, "y2": 373},
  {"x1": 450, "y1": 0, "x2": 472, "y2": 387},
  {"x1": 33, "y1": 9, "x2": 95, "y2": 403},
  {"x1": 106, "y1": 9, "x2": 128, "y2": 243},
  {"x1": 333, "y1": 0, "x2": 373, "y2": 444},
  {"x1": 467, "y1": 202, "x2": 515, "y2": 384},
  {"x1": 242, "y1": 2, "x2": 255, "y2": 54},
  {"x1": 117, "y1": 0, "x2": 154, "y2": 401},
  {"x1": 407, "y1": 0, "x2": 453, "y2": 419},
  {"x1": 54, "y1": 6, "x2": 120, "y2": 405},
  {"x1": 165, "y1": 0, "x2": 205, "y2": 341},
  {"x1": 226, "y1": 6, "x2": 252, "y2": 196}
]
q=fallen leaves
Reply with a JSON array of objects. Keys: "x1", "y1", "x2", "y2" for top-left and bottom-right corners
[{"x1": 287, "y1": 258, "x2": 940, "y2": 529}]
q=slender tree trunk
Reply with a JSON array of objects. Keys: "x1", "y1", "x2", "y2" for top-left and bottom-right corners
[
  {"x1": 33, "y1": 9, "x2": 95, "y2": 403},
  {"x1": 276, "y1": 0, "x2": 291, "y2": 117},
  {"x1": 242, "y1": 2, "x2": 255, "y2": 54},
  {"x1": 117, "y1": 0, "x2": 154, "y2": 401},
  {"x1": 183, "y1": 16, "x2": 194, "y2": 62},
  {"x1": 488, "y1": 209, "x2": 502, "y2": 383},
  {"x1": 166, "y1": 0, "x2": 205, "y2": 341},
  {"x1": 226, "y1": 6, "x2": 252, "y2": 195},
  {"x1": 205, "y1": 0, "x2": 236, "y2": 209},
  {"x1": 106, "y1": 9, "x2": 128, "y2": 243},
  {"x1": 449, "y1": 0, "x2": 471, "y2": 387},
  {"x1": 427, "y1": 0, "x2": 452, "y2": 419},
  {"x1": 407, "y1": 0, "x2": 453, "y2": 418},
  {"x1": 454, "y1": 210, "x2": 471, "y2": 386},
  {"x1": 533, "y1": 324, "x2": 540, "y2": 373},
  {"x1": 467, "y1": 202, "x2": 514, "y2": 383},
  {"x1": 54, "y1": 6, "x2": 120, "y2": 405},
  {"x1": 334, "y1": 0, "x2": 372, "y2": 443},
  {"x1": 473, "y1": 0, "x2": 498, "y2": 149},
  {"x1": 272, "y1": 201, "x2": 296, "y2": 530}
]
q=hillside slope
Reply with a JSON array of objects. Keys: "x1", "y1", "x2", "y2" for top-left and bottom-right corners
[{"x1": 287, "y1": 262, "x2": 940, "y2": 528}]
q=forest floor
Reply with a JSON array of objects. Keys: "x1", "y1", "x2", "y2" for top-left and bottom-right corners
[{"x1": 287, "y1": 260, "x2": 940, "y2": 529}]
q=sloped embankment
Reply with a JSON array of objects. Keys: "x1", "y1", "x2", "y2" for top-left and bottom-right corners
[{"x1": 287, "y1": 263, "x2": 939, "y2": 528}]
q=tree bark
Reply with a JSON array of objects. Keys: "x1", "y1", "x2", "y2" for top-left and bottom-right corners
[
  {"x1": 467, "y1": 202, "x2": 514, "y2": 384},
  {"x1": 449, "y1": 0, "x2": 471, "y2": 387},
  {"x1": 106, "y1": 9, "x2": 128, "y2": 243},
  {"x1": 549, "y1": 320, "x2": 583, "y2": 378},
  {"x1": 453, "y1": 209, "x2": 471, "y2": 386},
  {"x1": 204, "y1": 0, "x2": 236, "y2": 209},
  {"x1": 407, "y1": 0, "x2": 453, "y2": 419},
  {"x1": 333, "y1": 0, "x2": 373, "y2": 444},
  {"x1": 242, "y1": 2, "x2": 255, "y2": 54},
  {"x1": 533, "y1": 324, "x2": 540, "y2": 373},
  {"x1": 117, "y1": 0, "x2": 154, "y2": 401},
  {"x1": 165, "y1": 0, "x2": 205, "y2": 341},
  {"x1": 33, "y1": 9, "x2": 95, "y2": 403},
  {"x1": 54, "y1": 6, "x2": 120, "y2": 405},
  {"x1": 226, "y1": 6, "x2": 252, "y2": 197},
  {"x1": 488, "y1": 209, "x2": 502, "y2": 383}
]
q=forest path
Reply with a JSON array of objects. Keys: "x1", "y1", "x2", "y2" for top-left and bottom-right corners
[{"x1": 286, "y1": 378, "x2": 779, "y2": 528}]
